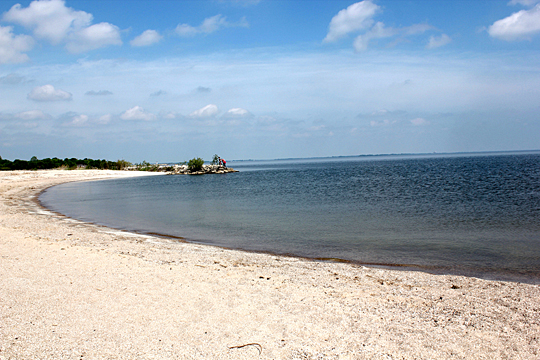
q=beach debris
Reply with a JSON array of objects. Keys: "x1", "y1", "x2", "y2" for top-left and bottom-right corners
[{"x1": 229, "y1": 343, "x2": 263, "y2": 355}]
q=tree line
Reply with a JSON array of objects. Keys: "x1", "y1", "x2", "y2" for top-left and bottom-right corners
[{"x1": 0, "y1": 156, "x2": 132, "y2": 171}]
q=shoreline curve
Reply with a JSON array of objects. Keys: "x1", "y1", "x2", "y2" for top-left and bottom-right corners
[{"x1": 1, "y1": 169, "x2": 539, "y2": 359}]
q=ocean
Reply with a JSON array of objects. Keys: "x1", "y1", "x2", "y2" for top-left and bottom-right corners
[{"x1": 39, "y1": 152, "x2": 540, "y2": 283}]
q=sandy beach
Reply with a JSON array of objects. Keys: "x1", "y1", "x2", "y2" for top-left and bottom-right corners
[{"x1": 0, "y1": 170, "x2": 538, "y2": 359}]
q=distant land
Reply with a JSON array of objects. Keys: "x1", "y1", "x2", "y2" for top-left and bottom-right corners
[
  {"x1": 2, "y1": 150, "x2": 538, "y2": 169},
  {"x1": 228, "y1": 149, "x2": 540, "y2": 163}
]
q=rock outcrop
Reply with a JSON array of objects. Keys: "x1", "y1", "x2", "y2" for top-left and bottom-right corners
[{"x1": 167, "y1": 164, "x2": 238, "y2": 175}]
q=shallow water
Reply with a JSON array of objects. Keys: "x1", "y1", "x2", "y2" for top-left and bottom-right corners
[{"x1": 40, "y1": 152, "x2": 540, "y2": 283}]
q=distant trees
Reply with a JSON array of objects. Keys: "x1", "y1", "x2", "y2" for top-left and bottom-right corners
[
  {"x1": 0, "y1": 156, "x2": 133, "y2": 171},
  {"x1": 0, "y1": 155, "x2": 221, "y2": 173},
  {"x1": 134, "y1": 160, "x2": 159, "y2": 171}
]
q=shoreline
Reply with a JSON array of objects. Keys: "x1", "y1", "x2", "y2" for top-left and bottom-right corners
[{"x1": 1, "y1": 170, "x2": 539, "y2": 359}]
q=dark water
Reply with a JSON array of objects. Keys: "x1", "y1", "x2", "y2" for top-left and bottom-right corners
[{"x1": 39, "y1": 153, "x2": 540, "y2": 283}]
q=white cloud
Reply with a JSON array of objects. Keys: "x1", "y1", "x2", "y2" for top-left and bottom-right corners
[
  {"x1": 0, "y1": 26, "x2": 34, "y2": 64},
  {"x1": 27, "y1": 84, "x2": 72, "y2": 101},
  {"x1": 15, "y1": 110, "x2": 50, "y2": 120},
  {"x1": 130, "y1": 29, "x2": 162, "y2": 47},
  {"x1": 488, "y1": 4, "x2": 540, "y2": 40},
  {"x1": 63, "y1": 114, "x2": 88, "y2": 126},
  {"x1": 354, "y1": 23, "x2": 434, "y2": 51},
  {"x1": 427, "y1": 34, "x2": 451, "y2": 49},
  {"x1": 410, "y1": 118, "x2": 429, "y2": 126},
  {"x1": 3, "y1": 0, "x2": 92, "y2": 44},
  {"x1": 200, "y1": 15, "x2": 229, "y2": 33},
  {"x1": 175, "y1": 14, "x2": 248, "y2": 37},
  {"x1": 175, "y1": 24, "x2": 199, "y2": 37},
  {"x1": 97, "y1": 114, "x2": 112, "y2": 124},
  {"x1": 403, "y1": 24, "x2": 434, "y2": 36},
  {"x1": 325, "y1": 2, "x2": 434, "y2": 52},
  {"x1": 223, "y1": 107, "x2": 253, "y2": 118},
  {"x1": 3, "y1": 0, "x2": 122, "y2": 53},
  {"x1": 120, "y1": 106, "x2": 156, "y2": 121},
  {"x1": 65, "y1": 22, "x2": 121, "y2": 53},
  {"x1": 227, "y1": 108, "x2": 249, "y2": 115},
  {"x1": 190, "y1": 104, "x2": 219, "y2": 118},
  {"x1": 324, "y1": 1, "x2": 380, "y2": 43},
  {"x1": 353, "y1": 22, "x2": 396, "y2": 51}
]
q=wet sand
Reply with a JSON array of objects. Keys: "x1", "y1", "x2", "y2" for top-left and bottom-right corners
[{"x1": 1, "y1": 170, "x2": 538, "y2": 359}]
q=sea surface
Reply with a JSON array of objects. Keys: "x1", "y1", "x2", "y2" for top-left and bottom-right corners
[{"x1": 39, "y1": 152, "x2": 540, "y2": 283}]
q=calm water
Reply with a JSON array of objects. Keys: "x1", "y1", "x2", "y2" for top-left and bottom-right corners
[{"x1": 39, "y1": 153, "x2": 540, "y2": 283}]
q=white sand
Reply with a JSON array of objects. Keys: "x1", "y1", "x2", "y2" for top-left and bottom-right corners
[{"x1": 1, "y1": 170, "x2": 538, "y2": 359}]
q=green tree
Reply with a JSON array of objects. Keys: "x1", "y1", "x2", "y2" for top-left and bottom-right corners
[
  {"x1": 116, "y1": 159, "x2": 132, "y2": 170},
  {"x1": 187, "y1": 157, "x2": 204, "y2": 172},
  {"x1": 211, "y1": 154, "x2": 219, "y2": 165}
]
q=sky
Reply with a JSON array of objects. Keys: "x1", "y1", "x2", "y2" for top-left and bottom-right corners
[{"x1": 0, "y1": 0, "x2": 539, "y2": 162}]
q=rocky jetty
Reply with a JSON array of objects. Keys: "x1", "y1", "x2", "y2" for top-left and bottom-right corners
[{"x1": 167, "y1": 164, "x2": 238, "y2": 175}]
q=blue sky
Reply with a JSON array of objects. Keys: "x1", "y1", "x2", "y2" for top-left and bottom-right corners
[{"x1": 0, "y1": 0, "x2": 539, "y2": 162}]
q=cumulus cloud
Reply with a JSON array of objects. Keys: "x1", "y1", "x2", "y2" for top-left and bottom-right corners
[
  {"x1": 15, "y1": 110, "x2": 50, "y2": 120},
  {"x1": 176, "y1": 14, "x2": 248, "y2": 37},
  {"x1": 410, "y1": 117, "x2": 429, "y2": 126},
  {"x1": 27, "y1": 84, "x2": 72, "y2": 101},
  {"x1": 120, "y1": 106, "x2": 156, "y2": 121},
  {"x1": 426, "y1": 34, "x2": 452, "y2": 49},
  {"x1": 223, "y1": 107, "x2": 253, "y2": 118},
  {"x1": 324, "y1": 1, "x2": 380, "y2": 42},
  {"x1": 130, "y1": 29, "x2": 162, "y2": 47},
  {"x1": 3, "y1": 0, "x2": 91, "y2": 44},
  {"x1": 488, "y1": 3, "x2": 540, "y2": 40},
  {"x1": 64, "y1": 114, "x2": 88, "y2": 126},
  {"x1": 85, "y1": 90, "x2": 112, "y2": 96},
  {"x1": 65, "y1": 22, "x2": 121, "y2": 53},
  {"x1": 0, "y1": 26, "x2": 34, "y2": 64},
  {"x1": 3, "y1": 0, "x2": 122, "y2": 53},
  {"x1": 189, "y1": 104, "x2": 219, "y2": 118},
  {"x1": 57, "y1": 112, "x2": 103, "y2": 127},
  {"x1": 325, "y1": 2, "x2": 435, "y2": 51}
]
